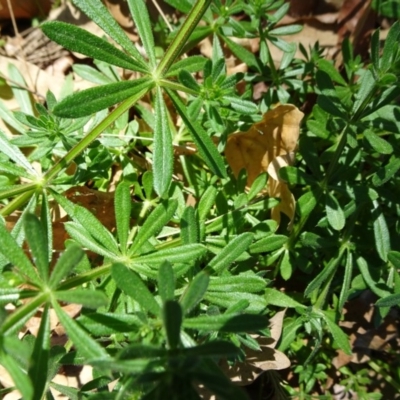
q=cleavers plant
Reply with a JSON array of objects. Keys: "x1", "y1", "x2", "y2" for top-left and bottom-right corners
[{"x1": 0, "y1": 0, "x2": 400, "y2": 398}]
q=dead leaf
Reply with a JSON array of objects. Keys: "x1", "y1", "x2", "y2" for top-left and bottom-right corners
[{"x1": 225, "y1": 104, "x2": 304, "y2": 226}]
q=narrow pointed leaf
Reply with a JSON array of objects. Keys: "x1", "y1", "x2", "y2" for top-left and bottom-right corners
[
  {"x1": 112, "y1": 263, "x2": 161, "y2": 316},
  {"x1": 42, "y1": 22, "x2": 148, "y2": 73},
  {"x1": 197, "y1": 186, "x2": 217, "y2": 221},
  {"x1": 250, "y1": 234, "x2": 287, "y2": 254},
  {"x1": 372, "y1": 200, "x2": 391, "y2": 262},
  {"x1": 208, "y1": 233, "x2": 253, "y2": 273},
  {"x1": 166, "y1": 88, "x2": 226, "y2": 178},
  {"x1": 158, "y1": 261, "x2": 175, "y2": 302},
  {"x1": 183, "y1": 313, "x2": 267, "y2": 332},
  {"x1": 265, "y1": 288, "x2": 305, "y2": 308},
  {"x1": 338, "y1": 251, "x2": 353, "y2": 312},
  {"x1": 49, "y1": 244, "x2": 84, "y2": 288},
  {"x1": 53, "y1": 78, "x2": 152, "y2": 118},
  {"x1": 24, "y1": 214, "x2": 49, "y2": 283},
  {"x1": 163, "y1": 300, "x2": 182, "y2": 349},
  {"x1": 0, "y1": 351, "x2": 33, "y2": 400},
  {"x1": 325, "y1": 192, "x2": 345, "y2": 231},
  {"x1": 115, "y1": 182, "x2": 131, "y2": 253},
  {"x1": 127, "y1": 0, "x2": 157, "y2": 68},
  {"x1": 55, "y1": 289, "x2": 108, "y2": 309},
  {"x1": 180, "y1": 271, "x2": 209, "y2": 314},
  {"x1": 133, "y1": 244, "x2": 206, "y2": 265},
  {"x1": 64, "y1": 222, "x2": 117, "y2": 259},
  {"x1": 8, "y1": 63, "x2": 34, "y2": 115},
  {"x1": 153, "y1": 86, "x2": 173, "y2": 196},
  {"x1": 128, "y1": 200, "x2": 178, "y2": 256},
  {"x1": 0, "y1": 130, "x2": 37, "y2": 175},
  {"x1": 0, "y1": 221, "x2": 39, "y2": 285},
  {"x1": 52, "y1": 300, "x2": 109, "y2": 360},
  {"x1": 72, "y1": 0, "x2": 145, "y2": 62},
  {"x1": 376, "y1": 293, "x2": 400, "y2": 307},
  {"x1": 322, "y1": 313, "x2": 351, "y2": 355},
  {"x1": 181, "y1": 206, "x2": 199, "y2": 244},
  {"x1": 28, "y1": 304, "x2": 50, "y2": 400}
]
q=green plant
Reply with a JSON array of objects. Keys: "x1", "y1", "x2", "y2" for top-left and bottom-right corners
[{"x1": 1, "y1": 0, "x2": 400, "y2": 399}]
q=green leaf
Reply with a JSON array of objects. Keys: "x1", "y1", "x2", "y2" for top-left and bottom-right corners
[
  {"x1": 163, "y1": 300, "x2": 182, "y2": 349},
  {"x1": 376, "y1": 293, "x2": 400, "y2": 307},
  {"x1": 0, "y1": 220, "x2": 39, "y2": 285},
  {"x1": 72, "y1": 0, "x2": 145, "y2": 62},
  {"x1": 197, "y1": 186, "x2": 217, "y2": 221},
  {"x1": 55, "y1": 289, "x2": 108, "y2": 309},
  {"x1": 247, "y1": 173, "x2": 267, "y2": 201},
  {"x1": 388, "y1": 251, "x2": 400, "y2": 269},
  {"x1": 73, "y1": 64, "x2": 113, "y2": 85},
  {"x1": 42, "y1": 22, "x2": 148, "y2": 73},
  {"x1": 166, "y1": 56, "x2": 207, "y2": 77},
  {"x1": 372, "y1": 200, "x2": 391, "y2": 262},
  {"x1": 322, "y1": 312, "x2": 351, "y2": 355},
  {"x1": 325, "y1": 192, "x2": 345, "y2": 231},
  {"x1": 0, "y1": 350, "x2": 33, "y2": 400},
  {"x1": 158, "y1": 261, "x2": 175, "y2": 302},
  {"x1": 112, "y1": 263, "x2": 161, "y2": 316},
  {"x1": 77, "y1": 312, "x2": 142, "y2": 336},
  {"x1": 181, "y1": 206, "x2": 199, "y2": 244},
  {"x1": 0, "y1": 130, "x2": 37, "y2": 175},
  {"x1": 280, "y1": 249, "x2": 293, "y2": 280},
  {"x1": 127, "y1": 0, "x2": 157, "y2": 67},
  {"x1": 205, "y1": 292, "x2": 266, "y2": 312},
  {"x1": 317, "y1": 59, "x2": 347, "y2": 86},
  {"x1": 265, "y1": 288, "x2": 305, "y2": 308},
  {"x1": 352, "y1": 69, "x2": 376, "y2": 115},
  {"x1": 305, "y1": 254, "x2": 343, "y2": 297},
  {"x1": 372, "y1": 156, "x2": 400, "y2": 187},
  {"x1": 128, "y1": 200, "x2": 178, "y2": 256},
  {"x1": 53, "y1": 78, "x2": 152, "y2": 118},
  {"x1": 223, "y1": 35, "x2": 260, "y2": 71},
  {"x1": 166, "y1": 89, "x2": 226, "y2": 178},
  {"x1": 28, "y1": 304, "x2": 50, "y2": 400},
  {"x1": 207, "y1": 233, "x2": 253, "y2": 273},
  {"x1": 115, "y1": 182, "x2": 131, "y2": 253},
  {"x1": 269, "y1": 25, "x2": 303, "y2": 36},
  {"x1": 52, "y1": 300, "x2": 109, "y2": 360},
  {"x1": 297, "y1": 190, "x2": 319, "y2": 219},
  {"x1": 49, "y1": 244, "x2": 85, "y2": 289},
  {"x1": 250, "y1": 234, "x2": 287, "y2": 253},
  {"x1": 179, "y1": 70, "x2": 201, "y2": 92},
  {"x1": 357, "y1": 256, "x2": 391, "y2": 298},
  {"x1": 133, "y1": 243, "x2": 206, "y2": 266},
  {"x1": 225, "y1": 96, "x2": 258, "y2": 114},
  {"x1": 64, "y1": 222, "x2": 117, "y2": 260},
  {"x1": 24, "y1": 214, "x2": 49, "y2": 283},
  {"x1": 8, "y1": 63, "x2": 34, "y2": 115},
  {"x1": 381, "y1": 21, "x2": 400, "y2": 71},
  {"x1": 180, "y1": 271, "x2": 209, "y2": 314},
  {"x1": 364, "y1": 129, "x2": 393, "y2": 154},
  {"x1": 183, "y1": 313, "x2": 267, "y2": 332},
  {"x1": 183, "y1": 340, "x2": 240, "y2": 358},
  {"x1": 66, "y1": 203, "x2": 119, "y2": 254},
  {"x1": 208, "y1": 274, "x2": 265, "y2": 293},
  {"x1": 153, "y1": 87, "x2": 173, "y2": 196},
  {"x1": 338, "y1": 251, "x2": 353, "y2": 312}
]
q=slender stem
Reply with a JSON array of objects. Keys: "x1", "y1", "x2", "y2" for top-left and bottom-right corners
[
  {"x1": 155, "y1": 0, "x2": 212, "y2": 76},
  {"x1": 0, "y1": 183, "x2": 38, "y2": 202},
  {"x1": 44, "y1": 87, "x2": 150, "y2": 183},
  {"x1": 57, "y1": 264, "x2": 111, "y2": 290}
]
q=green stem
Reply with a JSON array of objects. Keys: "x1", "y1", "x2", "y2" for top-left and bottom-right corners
[
  {"x1": 0, "y1": 183, "x2": 38, "y2": 202},
  {"x1": 43, "y1": 87, "x2": 150, "y2": 183},
  {"x1": 155, "y1": 0, "x2": 212, "y2": 77},
  {"x1": 369, "y1": 360, "x2": 400, "y2": 391}
]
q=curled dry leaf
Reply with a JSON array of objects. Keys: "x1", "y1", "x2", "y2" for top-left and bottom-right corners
[
  {"x1": 225, "y1": 104, "x2": 304, "y2": 226},
  {"x1": 221, "y1": 310, "x2": 290, "y2": 386}
]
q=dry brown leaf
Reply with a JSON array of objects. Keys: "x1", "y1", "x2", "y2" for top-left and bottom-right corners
[
  {"x1": 225, "y1": 104, "x2": 304, "y2": 226},
  {"x1": 221, "y1": 310, "x2": 290, "y2": 386}
]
